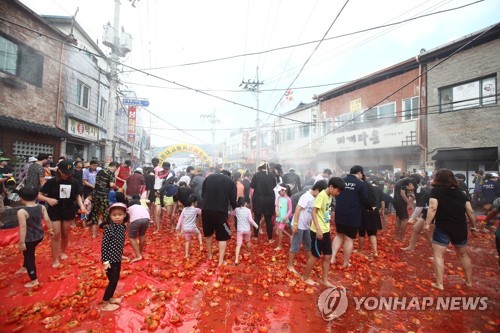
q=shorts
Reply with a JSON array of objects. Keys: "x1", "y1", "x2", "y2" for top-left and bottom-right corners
[
  {"x1": 277, "y1": 222, "x2": 289, "y2": 230},
  {"x1": 310, "y1": 231, "x2": 332, "y2": 258},
  {"x1": 129, "y1": 218, "x2": 150, "y2": 238},
  {"x1": 236, "y1": 231, "x2": 251, "y2": 246},
  {"x1": 335, "y1": 223, "x2": 358, "y2": 239},
  {"x1": 183, "y1": 228, "x2": 201, "y2": 241},
  {"x1": 289, "y1": 229, "x2": 312, "y2": 253},
  {"x1": 358, "y1": 228, "x2": 377, "y2": 237},
  {"x1": 202, "y1": 210, "x2": 231, "y2": 241},
  {"x1": 155, "y1": 196, "x2": 173, "y2": 206},
  {"x1": 393, "y1": 200, "x2": 409, "y2": 219},
  {"x1": 432, "y1": 225, "x2": 467, "y2": 247},
  {"x1": 48, "y1": 208, "x2": 77, "y2": 221}
]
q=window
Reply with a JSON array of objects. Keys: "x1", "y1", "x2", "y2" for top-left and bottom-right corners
[
  {"x1": 362, "y1": 102, "x2": 396, "y2": 121},
  {"x1": 300, "y1": 124, "x2": 310, "y2": 138},
  {"x1": 403, "y1": 96, "x2": 419, "y2": 121},
  {"x1": 322, "y1": 118, "x2": 334, "y2": 134},
  {"x1": 99, "y1": 97, "x2": 107, "y2": 119},
  {"x1": 439, "y1": 76, "x2": 496, "y2": 112},
  {"x1": 77, "y1": 81, "x2": 90, "y2": 109},
  {"x1": 335, "y1": 111, "x2": 362, "y2": 127},
  {"x1": 0, "y1": 35, "x2": 44, "y2": 87},
  {"x1": 0, "y1": 36, "x2": 17, "y2": 74},
  {"x1": 284, "y1": 127, "x2": 295, "y2": 141}
]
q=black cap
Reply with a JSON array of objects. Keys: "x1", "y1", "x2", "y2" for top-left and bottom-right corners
[
  {"x1": 350, "y1": 165, "x2": 364, "y2": 175},
  {"x1": 57, "y1": 160, "x2": 74, "y2": 174}
]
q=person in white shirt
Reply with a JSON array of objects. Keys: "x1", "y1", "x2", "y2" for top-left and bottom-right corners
[
  {"x1": 287, "y1": 180, "x2": 327, "y2": 274},
  {"x1": 314, "y1": 168, "x2": 332, "y2": 184}
]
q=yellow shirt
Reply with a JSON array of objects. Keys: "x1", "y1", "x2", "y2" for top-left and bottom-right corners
[{"x1": 310, "y1": 190, "x2": 332, "y2": 234}]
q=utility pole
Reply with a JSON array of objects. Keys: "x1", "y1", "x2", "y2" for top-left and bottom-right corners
[
  {"x1": 200, "y1": 110, "x2": 219, "y2": 167},
  {"x1": 103, "y1": 0, "x2": 134, "y2": 162},
  {"x1": 240, "y1": 67, "x2": 263, "y2": 171}
]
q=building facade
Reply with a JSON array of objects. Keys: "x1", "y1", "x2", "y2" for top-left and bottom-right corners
[
  {"x1": 316, "y1": 59, "x2": 425, "y2": 174},
  {"x1": 421, "y1": 23, "x2": 500, "y2": 186},
  {"x1": 0, "y1": 0, "x2": 69, "y2": 179},
  {"x1": 43, "y1": 15, "x2": 111, "y2": 163}
]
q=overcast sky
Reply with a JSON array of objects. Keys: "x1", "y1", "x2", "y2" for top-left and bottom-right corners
[{"x1": 19, "y1": 0, "x2": 500, "y2": 148}]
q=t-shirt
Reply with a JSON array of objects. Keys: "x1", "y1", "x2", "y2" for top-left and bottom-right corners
[
  {"x1": 430, "y1": 185, "x2": 468, "y2": 234},
  {"x1": 94, "y1": 169, "x2": 115, "y2": 198},
  {"x1": 176, "y1": 206, "x2": 201, "y2": 232},
  {"x1": 415, "y1": 186, "x2": 430, "y2": 209},
  {"x1": 393, "y1": 178, "x2": 412, "y2": 203},
  {"x1": 25, "y1": 163, "x2": 44, "y2": 189},
  {"x1": 40, "y1": 177, "x2": 82, "y2": 211},
  {"x1": 233, "y1": 206, "x2": 257, "y2": 233},
  {"x1": 275, "y1": 196, "x2": 292, "y2": 223},
  {"x1": 311, "y1": 189, "x2": 332, "y2": 234},
  {"x1": 296, "y1": 191, "x2": 315, "y2": 230},
  {"x1": 128, "y1": 204, "x2": 150, "y2": 222}
]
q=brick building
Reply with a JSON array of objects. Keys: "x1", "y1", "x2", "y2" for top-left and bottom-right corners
[
  {"x1": 316, "y1": 59, "x2": 425, "y2": 173},
  {"x1": 421, "y1": 23, "x2": 500, "y2": 185},
  {"x1": 0, "y1": 0, "x2": 70, "y2": 179}
]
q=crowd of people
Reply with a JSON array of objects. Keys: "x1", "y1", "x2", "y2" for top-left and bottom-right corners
[{"x1": 1, "y1": 153, "x2": 499, "y2": 312}]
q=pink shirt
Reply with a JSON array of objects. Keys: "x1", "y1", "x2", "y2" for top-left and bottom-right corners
[{"x1": 128, "y1": 204, "x2": 150, "y2": 223}]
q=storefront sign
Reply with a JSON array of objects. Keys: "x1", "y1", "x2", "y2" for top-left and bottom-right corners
[
  {"x1": 68, "y1": 118, "x2": 99, "y2": 141},
  {"x1": 127, "y1": 106, "x2": 136, "y2": 142},
  {"x1": 319, "y1": 120, "x2": 417, "y2": 152}
]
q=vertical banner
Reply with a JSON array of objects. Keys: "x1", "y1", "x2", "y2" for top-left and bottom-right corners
[{"x1": 127, "y1": 106, "x2": 137, "y2": 142}]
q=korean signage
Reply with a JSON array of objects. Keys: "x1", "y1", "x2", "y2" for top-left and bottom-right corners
[
  {"x1": 122, "y1": 98, "x2": 150, "y2": 107},
  {"x1": 319, "y1": 120, "x2": 417, "y2": 153},
  {"x1": 127, "y1": 106, "x2": 136, "y2": 142},
  {"x1": 67, "y1": 118, "x2": 99, "y2": 141},
  {"x1": 350, "y1": 98, "x2": 362, "y2": 113},
  {"x1": 242, "y1": 130, "x2": 249, "y2": 150}
]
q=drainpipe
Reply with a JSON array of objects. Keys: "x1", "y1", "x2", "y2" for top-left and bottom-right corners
[
  {"x1": 55, "y1": 43, "x2": 65, "y2": 131},
  {"x1": 415, "y1": 54, "x2": 427, "y2": 168}
]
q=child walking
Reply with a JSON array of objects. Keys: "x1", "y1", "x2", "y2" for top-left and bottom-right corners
[
  {"x1": 101, "y1": 202, "x2": 129, "y2": 311},
  {"x1": 176, "y1": 194, "x2": 202, "y2": 258},
  {"x1": 127, "y1": 197, "x2": 150, "y2": 263},
  {"x1": 233, "y1": 196, "x2": 259, "y2": 265},
  {"x1": 16, "y1": 186, "x2": 54, "y2": 287},
  {"x1": 302, "y1": 177, "x2": 345, "y2": 287},
  {"x1": 275, "y1": 183, "x2": 293, "y2": 251}
]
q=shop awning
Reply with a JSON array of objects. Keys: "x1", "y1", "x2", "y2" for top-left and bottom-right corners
[
  {"x1": 0, "y1": 115, "x2": 70, "y2": 138},
  {"x1": 432, "y1": 147, "x2": 498, "y2": 161}
]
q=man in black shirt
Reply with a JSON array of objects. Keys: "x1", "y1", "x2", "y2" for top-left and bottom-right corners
[{"x1": 201, "y1": 170, "x2": 237, "y2": 266}]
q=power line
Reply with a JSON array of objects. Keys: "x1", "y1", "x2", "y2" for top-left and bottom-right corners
[
  {"x1": 121, "y1": 0, "x2": 484, "y2": 72},
  {"x1": 268, "y1": 0, "x2": 350, "y2": 121}
]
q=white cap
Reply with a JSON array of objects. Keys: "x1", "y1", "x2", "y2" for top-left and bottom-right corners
[
  {"x1": 28, "y1": 157, "x2": 37, "y2": 163},
  {"x1": 490, "y1": 172, "x2": 499, "y2": 178},
  {"x1": 135, "y1": 167, "x2": 143, "y2": 174}
]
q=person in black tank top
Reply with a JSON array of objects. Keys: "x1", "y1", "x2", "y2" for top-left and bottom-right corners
[{"x1": 15, "y1": 187, "x2": 54, "y2": 288}]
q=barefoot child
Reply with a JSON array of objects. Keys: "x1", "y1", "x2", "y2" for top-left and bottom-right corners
[
  {"x1": 127, "y1": 198, "x2": 150, "y2": 263},
  {"x1": 16, "y1": 186, "x2": 54, "y2": 287},
  {"x1": 232, "y1": 196, "x2": 259, "y2": 264},
  {"x1": 176, "y1": 194, "x2": 202, "y2": 258},
  {"x1": 275, "y1": 183, "x2": 293, "y2": 251},
  {"x1": 101, "y1": 202, "x2": 129, "y2": 311},
  {"x1": 302, "y1": 177, "x2": 345, "y2": 287},
  {"x1": 287, "y1": 180, "x2": 327, "y2": 274}
]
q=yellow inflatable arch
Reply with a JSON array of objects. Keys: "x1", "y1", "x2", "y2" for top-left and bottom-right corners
[{"x1": 157, "y1": 143, "x2": 212, "y2": 166}]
